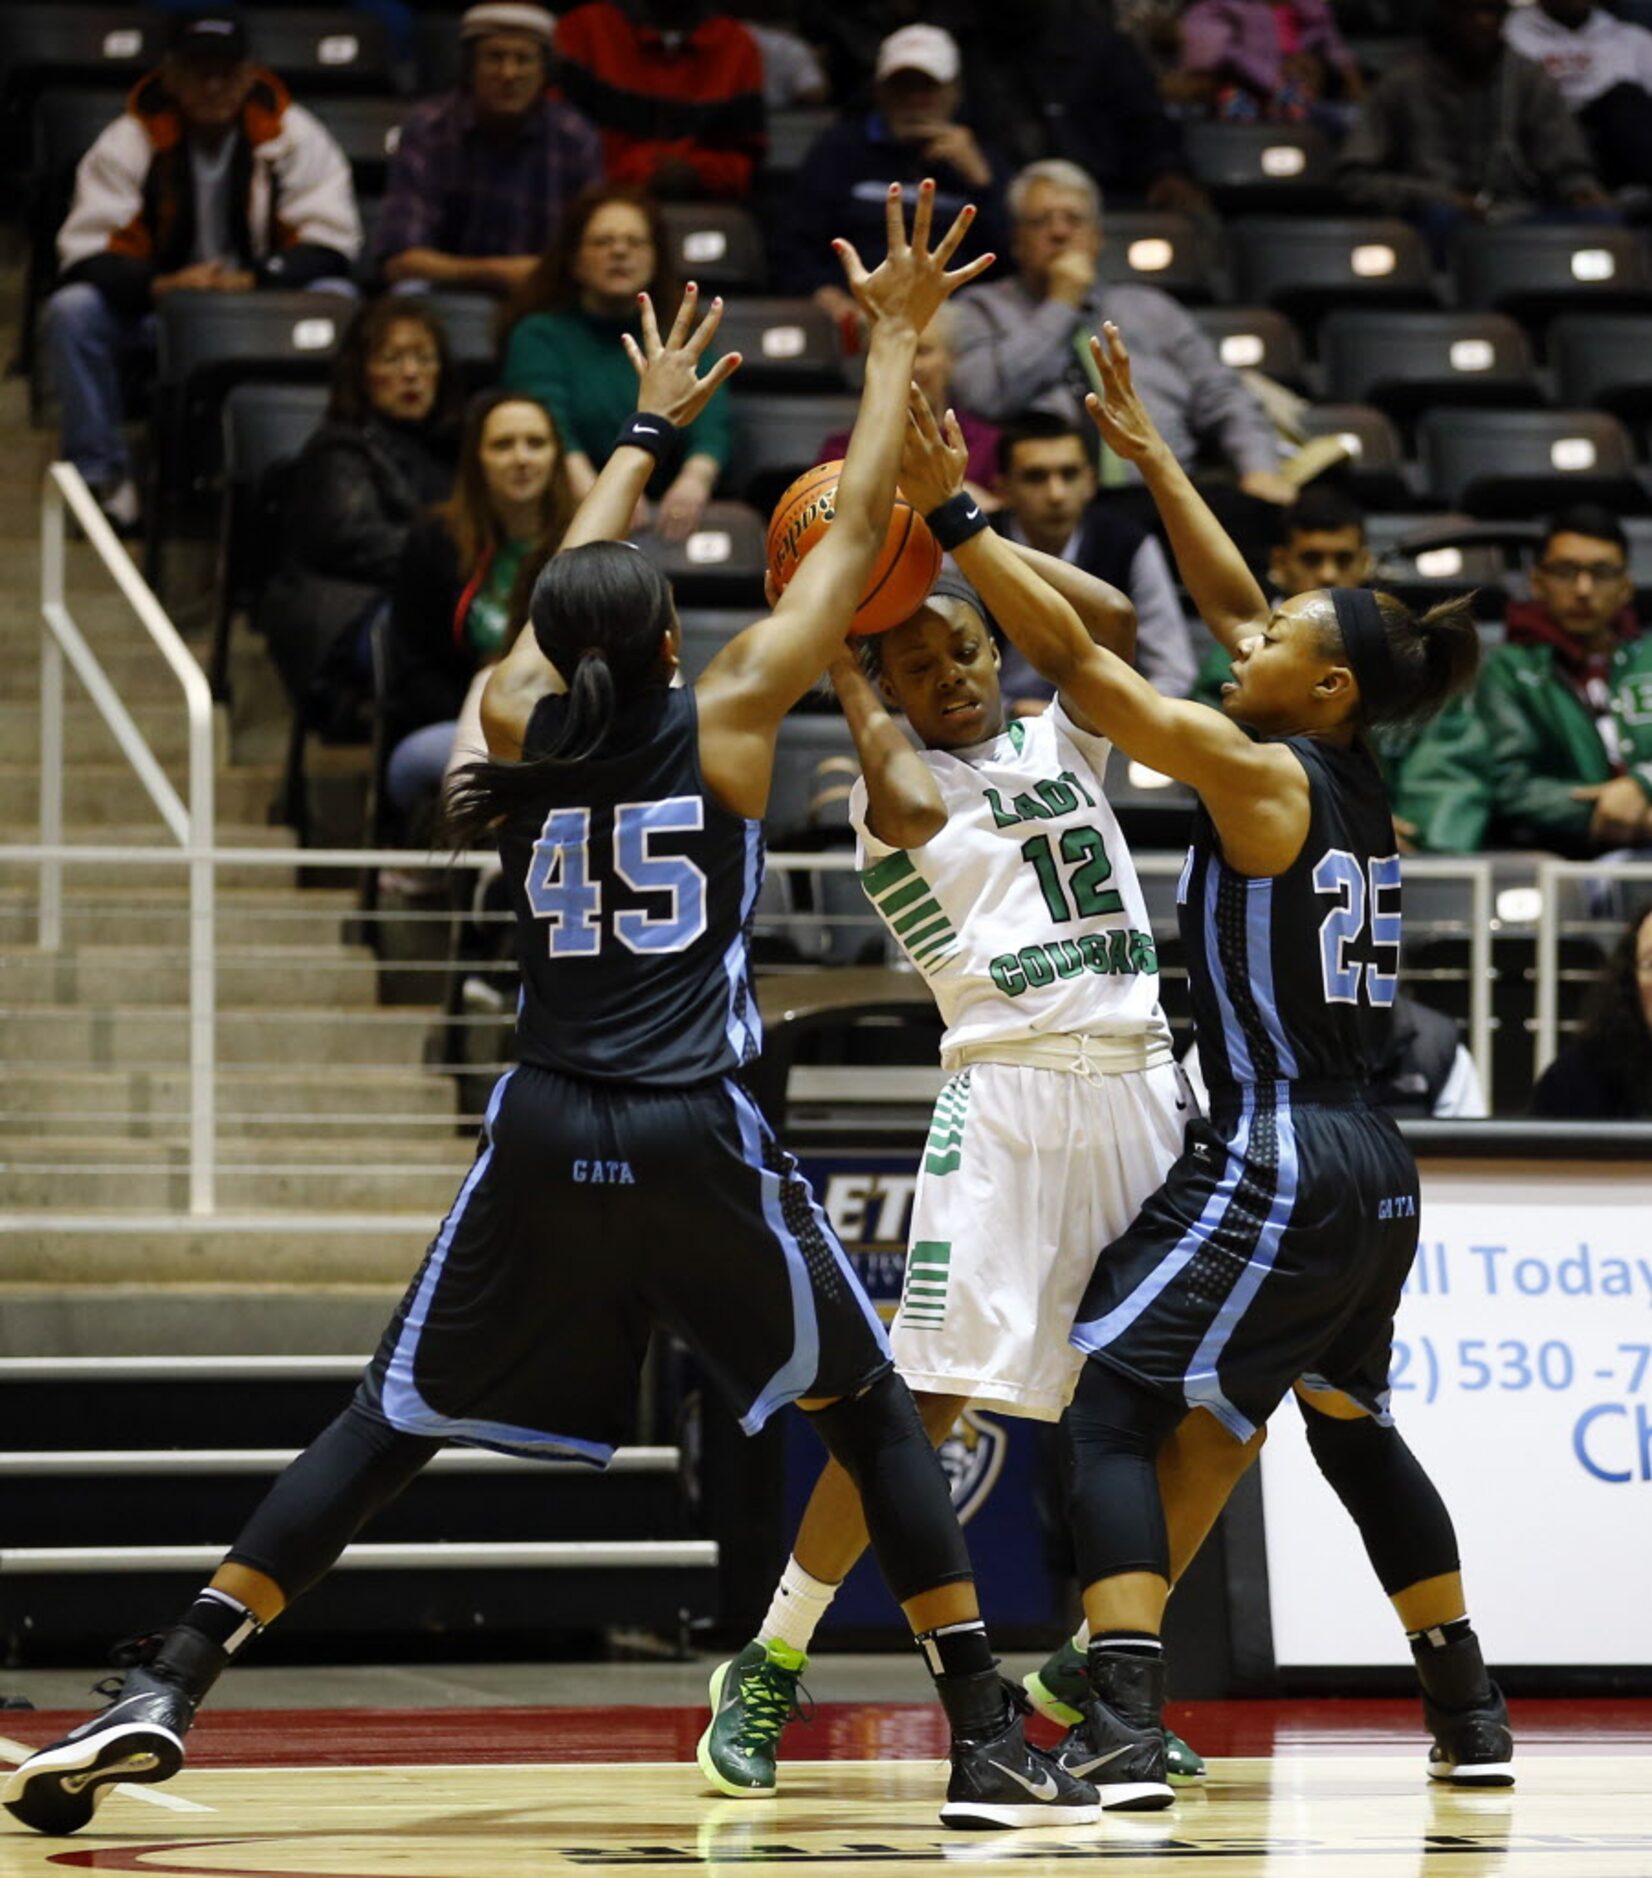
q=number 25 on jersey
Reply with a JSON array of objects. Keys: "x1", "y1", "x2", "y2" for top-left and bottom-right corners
[
  {"x1": 1314, "y1": 849, "x2": 1400, "y2": 1006},
  {"x1": 526, "y1": 799, "x2": 709, "y2": 957}
]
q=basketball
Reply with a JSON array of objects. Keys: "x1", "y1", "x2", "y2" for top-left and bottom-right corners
[{"x1": 766, "y1": 460, "x2": 943, "y2": 636}]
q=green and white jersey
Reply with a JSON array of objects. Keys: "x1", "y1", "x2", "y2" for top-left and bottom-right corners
[{"x1": 850, "y1": 700, "x2": 1172, "y2": 1060}]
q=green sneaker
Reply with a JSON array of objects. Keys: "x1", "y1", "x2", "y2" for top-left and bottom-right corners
[
  {"x1": 696, "y1": 1639, "x2": 810, "y2": 1797},
  {"x1": 1026, "y1": 1641, "x2": 1206, "y2": 1781}
]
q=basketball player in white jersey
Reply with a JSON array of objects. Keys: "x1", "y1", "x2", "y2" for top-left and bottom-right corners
[{"x1": 698, "y1": 390, "x2": 1257, "y2": 1807}]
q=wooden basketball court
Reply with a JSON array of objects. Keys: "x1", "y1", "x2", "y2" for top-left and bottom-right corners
[{"x1": 4, "y1": 1699, "x2": 1649, "y2": 1876}]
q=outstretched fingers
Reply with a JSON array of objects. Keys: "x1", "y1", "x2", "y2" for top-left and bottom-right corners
[
  {"x1": 1092, "y1": 321, "x2": 1135, "y2": 394},
  {"x1": 943, "y1": 248, "x2": 996, "y2": 292},
  {"x1": 637, "y1": 291, "x2": 663, "y2": 359},
  {"x1": 699, "y1": 350, "x2": 743, "y2": 397},
  {"x1": 621, "y1": 331, "x2": 646, "y2": 379},
  {"x1": 941, "y1": 406, "x2": 967, "y2": 455},
  {"x1": 884, "y1": 181, "x2": 910, "y2": 255},
  {"x1": 908, "y1": 178, "x2": 936, "y2": 257},
  {"x1": 685, "y1": 292, "x2": 725, "y2": 360},
  {"x1": 665, "y1": 281, "x2": 701, "y2": 352},
  {"x1": 833, "y1": 236, "x2": 871, "y2": 298},
  {"x1": 930, "y1": 200, "x2": 976, "y2": 268},
  {"x1": 906, "y1": 381, "x2": 944, "y2": 447}
]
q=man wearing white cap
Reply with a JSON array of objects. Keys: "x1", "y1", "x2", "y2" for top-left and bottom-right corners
[
  {"x1": 376, "y1": 3, "x2": 603, "y2": 293},
  {"x1": 774, "y1": 23, "x2": 1007, "y2": 327}
]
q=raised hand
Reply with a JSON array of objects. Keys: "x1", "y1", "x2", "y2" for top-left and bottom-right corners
[
  {"x1": 622, "y1": 284, "x2": 742, "y2": 429},
  {"x1": 899, "y1": 383, "x2": 969, "y2": 516},
  {"x1": 833, "y1": 180, "x2": 995, "y2": 335},
  {"x1": 1084, "y1": 321, "x2": 1166, "y2": 466}
]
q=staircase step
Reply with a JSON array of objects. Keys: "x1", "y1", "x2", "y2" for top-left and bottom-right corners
[
  {"x1": 0, "y1": 1002, "x2": 449, "y2": 1066},
  {"x1": 0, "y1": 945, "x2": 381, "y2": 1006},
  {"x1": 0, "y1": 764, "x2": 281, "y2": 824},
  {"x1": 0, "y1": 700, "x2": 229, "y2": 766},
  {"x1": 0, "y1": 825, "x2": 301, "y2": 889},
  {"x1": 0, "y1": 1065, "x2": 462, "y2": 1128},
  {"x1": 0, "y1": 886, "x2": 356, "y2": 948}
]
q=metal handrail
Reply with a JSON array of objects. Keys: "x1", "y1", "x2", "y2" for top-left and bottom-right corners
[
  {"x1": 1533, "y1": 856, "x2": 1652, "y2": 1078},
  {"x1": 39, "y1": 465, "x2": 217, "y2": 1212}
]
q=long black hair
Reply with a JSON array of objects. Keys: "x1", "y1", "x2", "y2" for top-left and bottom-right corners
[
  {"x1": 445, "y1": 542, "x2": 677, "y2": 848},
  {"x1": 1315, "y1": 589, "x2": 1482, "y2": 732}
]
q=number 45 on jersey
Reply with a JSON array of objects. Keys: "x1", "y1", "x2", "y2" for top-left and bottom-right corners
[{"x1": 526, "y1": 799, "x2": 709, "y2": 957}]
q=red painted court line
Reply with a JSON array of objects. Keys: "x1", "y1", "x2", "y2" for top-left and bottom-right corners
[{"x1": 6, "y1": 1700, "x2": 1650, "y2": 1768}]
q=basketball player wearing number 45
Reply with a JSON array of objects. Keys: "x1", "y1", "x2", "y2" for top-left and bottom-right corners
[{"x1": 5, "y1": 187, "x2": 1102, "y2": 1840}]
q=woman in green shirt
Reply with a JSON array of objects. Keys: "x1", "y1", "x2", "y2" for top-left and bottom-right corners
[{"x1": 501, "y1": 184, "x2": 731, "y2": 541}]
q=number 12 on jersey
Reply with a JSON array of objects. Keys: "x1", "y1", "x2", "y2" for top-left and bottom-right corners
[{"x1": 527, "y1": 799, "x2": 709, "y2": 957}]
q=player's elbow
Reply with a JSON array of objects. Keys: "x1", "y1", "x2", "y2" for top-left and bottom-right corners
[{"x1": 879, "y1": 797, "x2": 947, "y2": 850}]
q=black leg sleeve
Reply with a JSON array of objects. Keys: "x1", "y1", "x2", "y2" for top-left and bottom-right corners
[
  {"x1": 805, "y1": 1369, "x2": 973, "y2": 1607},
  {"x1": 224, "y1": 1400, "x2": 441, "y2": 1605},
  {"x1": 1065, "y1": 1357, "x2": 1185, "y2": 1586},
  {"x1": 1297, "y1": 1394, "x2": 1460, "y2": 1596}
]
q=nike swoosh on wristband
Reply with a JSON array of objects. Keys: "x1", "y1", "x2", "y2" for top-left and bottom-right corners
[
  {"x1": 1066, "y1": 1745, "x2": 1134, "y2": 1776},
  {"x1": 985, "y1": 1761, "x2": 1059, "y2": 1801}
]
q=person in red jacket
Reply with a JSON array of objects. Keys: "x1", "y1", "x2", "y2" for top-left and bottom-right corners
[{"x1": 553, "y1": 0, "x2": 765, "y2": 199}]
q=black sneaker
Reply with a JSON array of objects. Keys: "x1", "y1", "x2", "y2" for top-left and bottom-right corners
[
  {"x1": 941, "y1": 1683, "x2": 1101, "y2": 1830},
  {"x1": 1052, "y1": 1649, "x2": 1174, "y2": 1812},
  {"x1": 1425, "y1": 1682, "x2": 1516, "y2": 1787},
  {"x1": 2, "y1": 1656, "x2": 194, "y2": 1835}
]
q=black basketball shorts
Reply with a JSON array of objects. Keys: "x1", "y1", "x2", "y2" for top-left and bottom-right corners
[
  {"x1": 1070, "y1": 1086, "x2": 1420, "y2": 1440},
  {"x1": 356, "y1": 1064, "x2": 892, "y2": 1464}
]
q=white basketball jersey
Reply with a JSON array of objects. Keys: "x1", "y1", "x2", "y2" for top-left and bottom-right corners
[{"x1": 850, "y1": 701, "x2": 1171, "y2": 1057}]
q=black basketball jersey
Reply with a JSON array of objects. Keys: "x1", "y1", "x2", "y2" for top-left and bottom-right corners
[
  {"x1": 497, "y1": 685, "x2": 763, "y2": 1086},
  {"x1": 1176, "y1": 736, "x2": 1398, "y2": 1094}
]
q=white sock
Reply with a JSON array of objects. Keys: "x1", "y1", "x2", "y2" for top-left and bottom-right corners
[
  {"x1": 757, "y1": 1556, "x2": 838, "y2": 1657},
  {"x1": 1070, "y1": 1621, "x2": 1090, "y2": 1652}
]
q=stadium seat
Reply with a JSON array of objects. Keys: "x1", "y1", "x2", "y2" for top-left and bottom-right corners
[
  {"x1": 0, "y1": 6, "x2": 163, "y2": 105},
  {"x1": 724, "y1": 390, "x2": 859, "y2": 510},
  {"x1": 710, "y1": 298, "x2": 845, "y2": 391},
  {"x1": 1416, "y1": 407, "x2": 1648, "y2": 517},
  {"x1": 764, "y1": 106, "x2": 836, "y2": 179},
  {"x1": 411, "y1": 13, "x2": 462, "y2": 95},
  {"x1": 658, "y1": 201, "x2": 766, "y2": 290},
  {"x1": 1183, "y1": 121, "x2": 1338, "y2": 213},
  {"x1": 675, "y1": 609, "x2": 756, "y2": 681},
  {"x1": 1191, "y1": 306, "x2": 1308, "y2": 390},
  {"x1": 240, "y1": 8, "x2": 395, "y2": 95},
  {"x1": 1623, "y1": 516, "x2": 1652, "y2": 609},
  {"x1": 1098, "y1": 211, "x2": 1219, "y2": 304},
  {"x1": 1549, "y1": 314, "x2": 1652, "y2": 428},
  {"x1": 213, "y1": 381, "x2": 330, "y2": 695},
  {"x1": 1295, "y1": 403, "x2": 1414, "y2": 509},
  {"x1": 629, "y1": 502, "x2": 767, "y2": 608},
  {"x1": 306, "y1": 95, "x2": 406, "y2": 194},
  {"x1": 1230, "y1": 216, "x2": 1437, "y2": 326},
  {"x1": 1452, "y1": 224, "x2": 1652, "y2": 329},
  {"x1": 1365, "y1": 513, "x2": 1523, "y2": 619},
  {"x1": 1319, "y1": 310, "x2": 1540, "y2": 423},
  {"x1": 767, "y1": 715, "x2": 859, "y2": 844},
  {"x1": 423, "y1": 291, "x2": 500, "y2": 387}
]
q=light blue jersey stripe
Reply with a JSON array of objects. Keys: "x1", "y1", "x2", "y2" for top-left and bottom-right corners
[
  {"x1": 721, "y1": 819, "x2": 764, "y2": 1064},
  {"x1": 1183, "y1": 1087, "x2": 1300, "y2": 1440},
  {"x1": 1202, "y1": 860, "x2": 1254, "y2": 1084},
  {"x1": 1071, "y1": 1093, "x2": 1257, "y2": 1354},
  {"x1": 380, "y1": 1070, "x2": 615, "y2": 1466},
  {"x1": 1245, "y1": 876, "x2": 1298, "y2": 1081}
]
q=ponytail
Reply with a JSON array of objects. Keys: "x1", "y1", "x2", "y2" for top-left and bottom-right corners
[
  {"x1": 441, "y1": 541, "x2": 676, "y2": 849},
  {"x1": 1321, "y1": 589, "x2": 1482, "y2": 732}
]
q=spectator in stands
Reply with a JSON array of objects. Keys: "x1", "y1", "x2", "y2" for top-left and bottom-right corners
[
  {"x1": 990, "y1": 413, "x2": 1197, "y2": 697},
  {"x1": 375, "y1": 4, "x2": 602, "y2": 295},
  {"x1": 773, "y1": 25, "x2": 1009, "y2": 332},
  {"x1": 554, "y1": 0, "x2": 766, "y2": 200},
  {"x1": 500, "y1": 184, "x2": 730, "y2": 537},
  {"x1": 1531, "y1": 903, "x2": 1652, "y2": 1116},
  {"x1": 744, "y1": 8, "x2": 831, "y2": 110},
  {"x1": 819, "y1": 306, "x2": 999, "y2": 510},
  {"x1": 260, "y1": 299, "x2": 460, "y2": 732},
  {"x1": 1189, "y1": 487, "x2": 1494, "y2": 852},
  {"x1": 1476, "y1": 505, "x2": 1652, "y2": 856},
  {"x1": 46, "y1": 13, "x2": 360, "y2": 532},
  {"x1": 1175, "y1": 0, "x2": 1366, "y2": 133},
  {"x1": 949, "y1": 161, "x2": 1289, "y2": 509},
  {"x1": 1337, "y1": 0, "x2": 1616, "y2": 264},
  {"x1": 383, "y1": 389, "x2": 573, "y2": 825},
  {"x1": 1505, "y1": 0, "x2": 1652, "y2": 189},
  {"x1": 958, "y1": 0, "x2": 1210, "y2": 214}
]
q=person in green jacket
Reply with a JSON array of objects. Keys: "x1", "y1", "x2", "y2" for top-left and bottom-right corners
[
  {"x1": 1189, "y1": 485, "x2": 1491, "y2": 851},
  {"x1": 501, "y1": 182, "x2": 732, "y2": 540},
  {"x1": 1477, "y1": 504, "x2": 1652, "y2": 858}
]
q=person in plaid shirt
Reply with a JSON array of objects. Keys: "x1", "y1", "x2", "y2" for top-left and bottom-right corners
[{"x1": 378, "y1": 3, "x2": 603, "y2": 294}]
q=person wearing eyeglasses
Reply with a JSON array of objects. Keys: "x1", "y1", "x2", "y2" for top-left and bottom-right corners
[
  {"x1": 1531, "y1": 903, "x2": 1652, "y2": 1117},
  {"x1": 1477, "y1": 504, "x2": 1652, "y2": 856}
]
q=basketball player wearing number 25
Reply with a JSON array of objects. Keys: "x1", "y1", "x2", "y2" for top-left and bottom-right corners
[
  {"x1": 4, "y1": 188, "x2": 1097, "y2": 1840},
  {"x1": 913, "y1": 321, "x2": 1514, "y2": 1801}
]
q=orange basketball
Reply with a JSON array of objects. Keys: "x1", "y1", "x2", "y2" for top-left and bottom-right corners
[{"x1": 766, "y1": 460, "x2": 943, "y2": 637}]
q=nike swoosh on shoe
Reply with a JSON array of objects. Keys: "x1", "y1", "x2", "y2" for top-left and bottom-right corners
[
  {"x1": 1067, "y1": 1745, "x2": 1133, "y2": 1777},
  {"x1": 985, "y1": 1762, "x2": 1058, "y2": 1801}
]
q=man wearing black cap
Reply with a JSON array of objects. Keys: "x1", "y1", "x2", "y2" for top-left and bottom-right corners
[{"x1": 47, "y1": 13, "x2": 360, "y2": 530}]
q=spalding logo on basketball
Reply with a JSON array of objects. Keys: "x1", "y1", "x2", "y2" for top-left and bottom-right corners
[{"x1": 766, "y1": 459, "x2": 943, "y2": 637}]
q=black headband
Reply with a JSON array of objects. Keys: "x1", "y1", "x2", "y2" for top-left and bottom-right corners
[
  {"x1": 927, "y1": 571, "x2": 987, "y2": 620},
  {"x1": 1330, "y1": 586, "x2": 1397, "y2": 718}
]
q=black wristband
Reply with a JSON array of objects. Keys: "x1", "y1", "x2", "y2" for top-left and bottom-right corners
[
  {"x1": 925, "y1": 492, "x2": 990, "y2": 553},
  {"x1": 614, "y1": 411, "x2": 683, "y2": 475}
]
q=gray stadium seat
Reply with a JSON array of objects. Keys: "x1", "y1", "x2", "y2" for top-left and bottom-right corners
[
  {"x1": 767, "y1": 716, "x2": 859, "y2": 844},
  {"x1": 1231, "y1": 216, "x2": 1437, "y2": 325},
  {"x1": 423, "y1": 291, "x2": 500, "y2": 386},
  {"x1": 306, "y1": 96, "x2": 406, "y2": 193},
  {"x1": 1549, "y1": 314, "x2": 1652, "y2": 426},
  {"x1": 1183, "y1": 121, "x2": 1338, "y2": 213},
  {"x1": 0, "y1": 6, "x2": 163, "y2": 102},
  {"x1": 1416, "y1": 407, "x2": 1648, "y2": 517},
  {"x1": 1319, "y1": 310, "x2": 1540, "y2": 423},
  {"x1": 1624, "y1": 517, "x2": 1652, "y2": 607},
  {"x1": 765, "y1": 107, "x2": 836, "y2": 178},
  {"x1": 1296, "y1": 403, "x2": 1414, "y2": 509},
  {"x1": 659, "y1": 201, "x2": 766, "y2": 290},
  {"x1": 240, "y1": 8, "x2": 395, "y2": 94},
  {"x1": 629, "y1": 502, "x2": 767, "y2": 608},
  {"x1": 675, "y1": 610, "x2": 757, "y2": 682},
  {"x1": 1191, "y1": 306, "x2": 1308, "y2": 391},
  {"x1": 1097, "y1": 212, "x2": 1219, "y2": 304},
  {"x1": 1453, "y1": 224, "x2": 1652, "y2": 327},
  {"x1": 711, "y1": 298, "x2": 845, "y2": 390},
  {"x1": 1366, "y1": 514, "x2": 1522, "y2": 619},
  {"x1": 724, "y1": 390, "x2": 859, "y2": 509}
]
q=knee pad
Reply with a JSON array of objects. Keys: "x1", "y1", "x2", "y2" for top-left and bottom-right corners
[
  {"x1": 806, "y1": 1369, "x2": 972, "y2": 1605},
  {"x1": 1297, "y1": 1395, "x2": 1460, "y2": 1596},
  {"x1": 1063, "y1": 1357, "x2": 1183, "y2": 1585}
]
